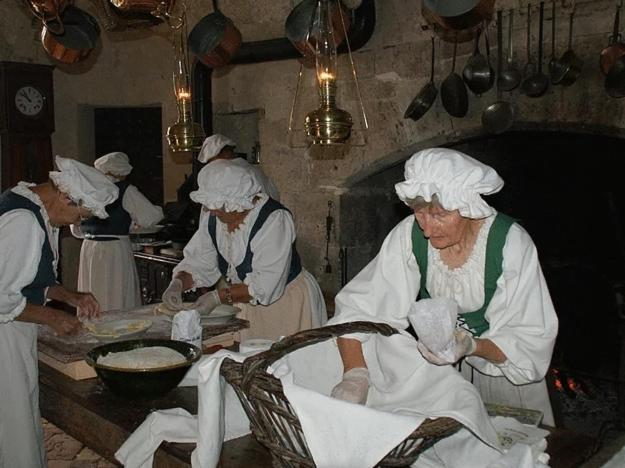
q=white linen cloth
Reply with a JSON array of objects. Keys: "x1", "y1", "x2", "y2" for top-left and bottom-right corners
[
  {"x1": 174, "y1": 195, "x2": 326, "y2": 337},
  {"x1": 94, "y1": 151, "x2": 133, "y2": 176},
  {"x1": 190, "y1": 159, "x2": 261, "y2": 212},
  {"x1": 197, "y1": 134, "x2": 236, "y2": 163},
  {"x1": 0, "y1": 183, "x2": 59, "y2": 468},
  {"x1": 118, "y1": 333, "x2": 549, "y2": 468},
  {"x1": 70, "y1": 184, "x2": 162, "y2": 311},
  {"x1": 331, "y1": 213, "x2": 559, "y2": 426},
  {"x1": 49, "y1": 156, "x2": 118, "y2": 219},
  {"x1": 394, "y1": 148, "x2": 504, "y2": 219},
  {"x1": 409, "y1": 297, "x2": 458, "y2": 362}
]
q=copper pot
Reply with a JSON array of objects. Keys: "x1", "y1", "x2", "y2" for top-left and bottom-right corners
[
  {"x1": 188, "y1": 10, "x2": 242, "y2": 68},
  {"x1": 284, "y1": 0, "x2": 351, "y2": 65},
  {"x1": 41, "y1": 6, "x2": 101, "y2": 65},
  {"x1": 422, "y1": 0, "x2": 495, "y2": 43},
  {"x1": 600, "y1": 4, "x2": 625, "y2": 76}
]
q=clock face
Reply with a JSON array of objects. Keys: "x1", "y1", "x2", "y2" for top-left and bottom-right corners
[{"x1": 14, "y1": 86, "x2": 45, "y2": 117}]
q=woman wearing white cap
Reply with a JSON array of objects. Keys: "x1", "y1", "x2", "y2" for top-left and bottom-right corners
[
  {"x1": 198, "y1": 134, "x2": 280, "y2": 201},
  {"x1": 0, "y1": 156, "x2": 118, "y2": 467},
  {"x1": 328, "y1": 148, "x2": 559, "y2": 426},
  {"x1": 71, "y1": 152, "x2": 164, "y2": 311},
  {"x1": 162, "y1": 159, "x2": 326, "y2": 341}
]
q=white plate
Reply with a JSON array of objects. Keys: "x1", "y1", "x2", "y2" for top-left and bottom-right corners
[
  {"x1": 201, "y1": 304, "x2": 240, "y2": 326},
  {"x1": 84, "y1": 319, "x2": 152, "y2": 340}
]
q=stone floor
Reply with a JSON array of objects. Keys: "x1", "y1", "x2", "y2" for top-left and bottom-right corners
[{"x1": 43, "y1": 419, "x2": 117, "y2": 468}]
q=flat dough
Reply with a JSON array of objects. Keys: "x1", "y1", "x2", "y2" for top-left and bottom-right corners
[
  {"x1": 153, "y1": 302, "x2": 195, "y2": 316},
  {"x1": 85, "y1": 319, "x2": 152, "y2": 338},
  {"x1": 96, "y1": 346, "x2": 186, "y2": 369}
]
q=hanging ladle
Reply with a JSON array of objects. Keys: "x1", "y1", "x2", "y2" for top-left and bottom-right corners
[
  {"x1": 549, "y1": 1, "x2": 567, "y2": 83},
  {"x1": 552, "y1": 4, "x2": 583, "y2": 86},
  {"x1": 404, "y1": 36, "x2": 438, "y2": 121},
  {"x1": 498, "y1": 9, "x2": 522, "y2": 91},
  {"x1": 462, "y1": 26, "x2": 494, "y2": 96},
  {"x1": 521, "y1": 1, "x2": 549, "y2": 97},
  {"x1": 483, "y1": 10, "x2": 515, "y2": 134}
]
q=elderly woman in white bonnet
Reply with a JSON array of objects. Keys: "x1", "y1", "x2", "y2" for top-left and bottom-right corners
[
  {"x1": 162, "y1": 159, "x2": 326, "y2": 340},
  {"x1": 71, "y1": 152, "x2": 163, "y2": 312},
  {"x1": 327, "y1": 148, "x2": 559, "y2": 426},
  {"x1": 0, "y1": 156, "x2": 118, "y2": 468}
]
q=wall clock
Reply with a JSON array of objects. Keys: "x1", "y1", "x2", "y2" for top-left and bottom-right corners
[{"x1": 0, "y1": 61, "x2": 55, "y2": 190}]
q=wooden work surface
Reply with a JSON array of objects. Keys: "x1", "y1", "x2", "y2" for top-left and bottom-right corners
[
  {"x1": 39, "y1": 361, "x2": 273, "y2": 467},
  {"x1": 38, "y1": 359, "x2": 594, "y2": 468},
  {"x1": 38, "y1": 311, "x2": 248, "y2": 363}
]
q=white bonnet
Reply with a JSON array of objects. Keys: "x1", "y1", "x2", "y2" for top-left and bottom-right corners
[
  {"x1": 94, "y1": 152, "x2": 133, "y2": 176},
  {"x1": 49, "y1": 156, "x2": 119, "y2": 219},
  {"x1": 394, "y1": 148, "x2": 504, "y2": 219},
  {"x1": 190, "y1": 159, "x2": 263, "y2": 212},
  {"x1": 197, "y1": 134, "x2": 236, "y2": 163}
]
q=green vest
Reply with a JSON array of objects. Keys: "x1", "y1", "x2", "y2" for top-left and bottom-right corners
[{"x1": 411, "y1": 213, "x2": 515, "y2": 337}]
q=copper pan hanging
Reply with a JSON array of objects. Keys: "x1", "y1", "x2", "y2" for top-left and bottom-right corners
[{"x1": 41, "y1": 5, "x2": 101, "y2": 65}]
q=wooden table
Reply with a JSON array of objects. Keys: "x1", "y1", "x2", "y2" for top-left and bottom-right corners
[{"x1": 39, "y1": 361, "x2": 273, "y2": 467}]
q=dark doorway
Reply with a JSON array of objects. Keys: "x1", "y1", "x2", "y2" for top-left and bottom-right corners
[{"x1": 94, "y1": 107, "x2": 163, "y2": 205}]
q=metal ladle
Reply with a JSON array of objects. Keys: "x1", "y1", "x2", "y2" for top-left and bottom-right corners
[
  {"x1": 521, "y1": 1, "x2": 549, "y2": 98},
  {"x1": 498, "y1": 9, "x2": 522, "y2": 91},
  {"x1": 549, "y1": 1, "x2": 567, "y2": 83},
  {"x1": 483, "y1": 9, "x2": 515, "y2": 134}
]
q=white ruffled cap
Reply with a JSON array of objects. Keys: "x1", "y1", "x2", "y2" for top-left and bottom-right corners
[
  {"x1": 190, "y1": 159, "x2": 262, "y2": 212},
  {"x1": 394, "y1": 148, "x2": 504, "y2": 219},
  {"x1": 94, "y1": 151, "x2": 133, "y2": 176},
  {"x1": 49, "y1": 156, "x2": 119, "y2": 219},
  {"x1": 197, "y1": 134, "x2": 236, "y2": 163}
]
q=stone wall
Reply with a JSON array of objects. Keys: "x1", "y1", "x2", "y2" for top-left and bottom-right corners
[{"x1": 2, "y1": 0, "x2": 624, "y2": 297}]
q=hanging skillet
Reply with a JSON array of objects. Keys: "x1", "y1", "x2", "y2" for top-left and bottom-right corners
[
  {"x1": 188, "y1": 0, "x2": 242, "y2": 68},
  {"x1": 41, "y1": 5, "x2": 100, "y2": 64},
  {"x1": 441, "y1": 37, "x2": 469, "y2": 118},
  {"x1": 404, "y1": 37, "x2": 438, "y2": 121},
  {"x1": 462, "y1": 27, "x2": 494, "y2": 96}
]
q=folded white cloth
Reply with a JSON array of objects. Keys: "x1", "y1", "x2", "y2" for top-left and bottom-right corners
[{"x1": 115, "y1": 408, "x2": 197, "y2": 468}]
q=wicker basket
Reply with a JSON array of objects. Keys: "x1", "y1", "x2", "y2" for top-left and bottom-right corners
[{"x1": 220, "y1": 321, "x2": 462, "y2": 467}]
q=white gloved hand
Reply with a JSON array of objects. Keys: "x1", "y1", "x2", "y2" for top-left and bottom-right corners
[
  {"x1": 417, "y1": 328, "x2": 477, "y2": 365},
  {"x1": 162, "y1": 278, "x2": 184, "y2": 311},
  {"x1": 330, "y1": 367, "x2": 370, "y2": 405},
  {"x1": 191, "y1": 290, "x2": 221, "y2": 315}
]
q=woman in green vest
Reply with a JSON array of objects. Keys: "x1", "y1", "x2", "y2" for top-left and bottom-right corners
[{"x1": 328, "y1": 148, "x2": 559, "y2": 426}]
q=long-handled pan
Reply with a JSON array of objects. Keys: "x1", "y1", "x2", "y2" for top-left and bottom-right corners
[
  {"x1": 404, "y1": 37, "x2": 438, "y2": 121},
  {"x1": 521, "y1": 2, "x2": 549, "y2": 97},
  {"x1": 552, "y1": 5, "x2": 583, "y2": 86},
  {"x1": 441, "y1": 37, "x2": 469, "y2": 118},
  {"x1": 498, "y1": 9, "x2": 522, "y2": 91},
  {"x1": 600, "y1": 3, "x2": 625, "y2": 76}
]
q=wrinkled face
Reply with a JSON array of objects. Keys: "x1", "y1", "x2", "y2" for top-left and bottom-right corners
[
  {"x1": 50, "y1": 192, "x2": 94, "y2": 226},
  {"x1": 413, "y1": 205, "x2": 469, "y2": 250}
]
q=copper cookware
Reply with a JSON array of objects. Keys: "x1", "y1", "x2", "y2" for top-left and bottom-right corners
[
  {"x1": 285, "y1": 0, "x2": 351, "y2": 65},
  {"x1": 600, "y1": 4, "x2": 625, "y2": 76},
  {"x1": 422, "y1": 0, "x2": 495, "y2": 41},
  {"x1": 188, "y1": 10, "x2": 242, "y2": 68},
  {"x1": 41, "y1": 6, "x2": 101, "y2": 65}
]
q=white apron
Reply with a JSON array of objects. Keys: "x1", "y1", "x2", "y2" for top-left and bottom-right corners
[
  {"x1": 0, "y1": 321, "x2": 46, "y2": 468},
  {"x1": 77, "y1": 237, "x2": 141, "y2": 312}
]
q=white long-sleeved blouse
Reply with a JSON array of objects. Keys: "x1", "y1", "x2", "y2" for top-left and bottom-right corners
[
  {"x1": 173, "y1": 195, "x2": 296, "y2": 306},
  {"x1": 0, "y1": 183, "x2": 58, "y2": 322},
  {"x1": 330, "y1": 213, "x2": 559, "y2": 386}
]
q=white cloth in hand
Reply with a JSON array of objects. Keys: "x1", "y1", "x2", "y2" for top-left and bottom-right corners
[
  {"x1": 418, "y1": 328, "x2": 477, "y2": 365},
  {"x1": 408, "y1": 297, "x2": 458, "y2": 362},
  {"x1": 162, "y1": 278, "x2": 184, "y2": 310},
  {"x1": 192, "y1": 290, "x2": 221, "y2": 315},
  {"x1": 330, "y1": 367, "x2": 370, "y2": 404}
]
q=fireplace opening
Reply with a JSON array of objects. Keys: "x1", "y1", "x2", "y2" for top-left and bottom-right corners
[{"x1": 339, "y1": 130, "x2": 625, "y2": 439}]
